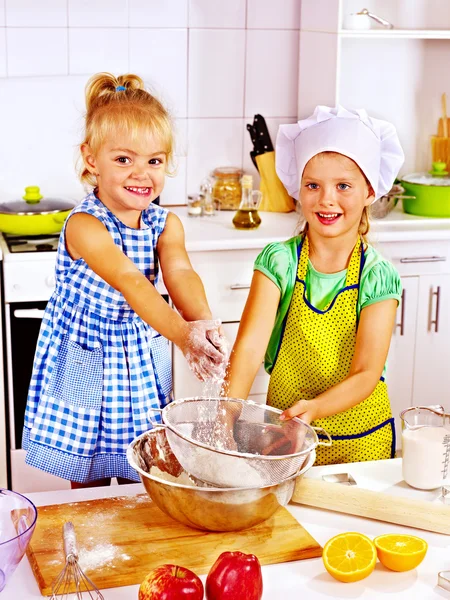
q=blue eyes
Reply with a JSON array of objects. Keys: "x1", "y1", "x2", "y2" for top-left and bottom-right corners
[{"x1": 305, "y1": 183, "x2": 350, "y2": 190}]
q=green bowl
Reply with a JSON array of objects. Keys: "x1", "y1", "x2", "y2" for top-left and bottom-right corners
[{"x1": 401, "y1": 174, "x2": 450, "y2": 218}]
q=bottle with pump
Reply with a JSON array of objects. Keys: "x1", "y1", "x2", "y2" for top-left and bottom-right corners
[{"x1": 232, "y1": 175, "x2": 262, "y2": 230}]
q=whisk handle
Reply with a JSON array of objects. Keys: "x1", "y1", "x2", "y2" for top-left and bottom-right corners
[{"x1": 63, "y1": 521, "x2": 79, "y2": 560}]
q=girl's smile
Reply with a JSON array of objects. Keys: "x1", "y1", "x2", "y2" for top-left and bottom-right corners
[
  {"x1": 316, "y1": 211, "x2": 343, "y2": 226},
  {"x1": 124, "y1": 186, "x2": 153, "y2": 200},
  {"x1": 82, "y1": 130, "x2": 167, "y2": 227}
]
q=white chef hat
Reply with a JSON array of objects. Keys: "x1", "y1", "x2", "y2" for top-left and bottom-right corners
[{"x1": 275, "y1": 105, "x2": 404, "y2": 202}]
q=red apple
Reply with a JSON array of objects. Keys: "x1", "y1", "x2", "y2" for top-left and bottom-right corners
[
  {"x1": 139, "y1": 564, "x2": 204, "y2": 599},
  {"x1": 206, "y1": 551, "x2": 263, "y2": 600}
]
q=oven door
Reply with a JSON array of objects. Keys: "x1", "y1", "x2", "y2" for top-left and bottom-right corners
[{"x1": 5, "y1": 301, "x2": 47, "y2": 451}]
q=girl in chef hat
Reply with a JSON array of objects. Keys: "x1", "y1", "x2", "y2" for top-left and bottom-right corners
[
  {"x1": 22, "y1": 72, "x2": 227, "y2": 488},
  {"x1": 225, "y1": 106, "x2": 405, "y2": 464}
]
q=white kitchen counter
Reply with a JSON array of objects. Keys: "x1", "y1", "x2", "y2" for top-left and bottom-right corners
[
  {"x1": 4, "y1": 458, "x2": 450, "y2": 599},
  {"x1": 169, "y1": 204, "x2": 450, "y2": 252}
]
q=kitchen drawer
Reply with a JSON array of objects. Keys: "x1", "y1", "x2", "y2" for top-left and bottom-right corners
[
  {"x1": 4, "y1": 260, "x2": 55, "y2": 303},
  {"x1": 377, "y1": 240, "x2": 450, "y2": 277},
  {"x1": 188, "y1": 249, "x2": 262, "y2": 322},
  {"x1": 173, "y1": 322, "x2": 269, "y2": 400}
]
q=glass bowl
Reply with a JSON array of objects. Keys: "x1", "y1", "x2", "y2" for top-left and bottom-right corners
[{"x1": 0, "y1": 489, "x2": 37, "y2": 592}]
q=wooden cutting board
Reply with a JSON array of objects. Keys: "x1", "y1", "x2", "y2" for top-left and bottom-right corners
[{"x1": 22, "y1": 494, "x2": 322, "y2": 596}]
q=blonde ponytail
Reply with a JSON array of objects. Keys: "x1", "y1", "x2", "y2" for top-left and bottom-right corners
[{"x1": 79, "y1": 72, "x2": 174, "y2": 188}]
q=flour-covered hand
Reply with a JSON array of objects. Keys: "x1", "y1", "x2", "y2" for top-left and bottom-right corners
[
  {"x1": 182, "y1": 319, "x2": 228, "y2": 381},
  {"x1": 207, "y1": 327, "x2": 230, "y2": 359}
]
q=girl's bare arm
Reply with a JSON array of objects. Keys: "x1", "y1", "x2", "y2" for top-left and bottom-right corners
[
  {"x1": 157, "y1": 212, "x2": 213, "y2": 321},
  {"x1": 224, "y1": 271, "x2": 280, "y2": 401},
  {"x1": 65, "y1": 212, "x2": 190, "y2": 348}
]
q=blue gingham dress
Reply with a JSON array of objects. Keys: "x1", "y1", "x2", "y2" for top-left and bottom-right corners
[{"x1": 22, "y1": 192, "x2": 172, "y2": 482}]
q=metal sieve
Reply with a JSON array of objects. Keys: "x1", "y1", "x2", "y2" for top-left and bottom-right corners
[{"x1": 148, "y1": 397, "x2": 331, "y2": 488}]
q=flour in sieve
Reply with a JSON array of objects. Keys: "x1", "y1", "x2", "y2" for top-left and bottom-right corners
[{"x1": 185, "y1": 444, "x2": 266, "y2": 488}]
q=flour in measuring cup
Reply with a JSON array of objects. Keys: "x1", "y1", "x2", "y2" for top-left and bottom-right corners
[{"x1": 402, "y1": 426, "x2": 449, "y2": 490}]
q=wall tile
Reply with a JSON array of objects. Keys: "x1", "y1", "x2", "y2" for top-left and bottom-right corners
[
  {"x1": 160, "y1": 156, "x2": 187, "y2": 205},
  {"x1": 0, "y1": 76, "x2": 87, "y2": 200},
  {"x1": 242, "y1": 116, "x2": 296, "y2": 184},
  {"x1": 188, "y1": 29, "x2": 245, "y2": 118},
  {"x1": 245, "y1": 30, "x2": 299, "y2": 118},
  {"x1": 7, "y1": 28, "x2": 68, "y2": 76},
  {"x1": 5, "y1": 0, "x2": 67, "y2": 26},
  {"x1": 188, "y1": 0, "x2": 245, "y2": 28},
  {"x1": 187, "y1": 118, "x2": 243, "y2": 192},
  {"x1": 129, "y1": 29, "x2": 187, "y2": 118},
  {"x1": 0, "y1": 0, "x2": 4, "y2": 27},
  {"x1": 68, "y1": 0, "x2": 128, "y2": 27},
  {"x1": 247, "y1": 0, "x2": 300, "y2": 29},
  {"x1": 129, "y1": 0, "x2": 188, "y2": 28},
  {"x1": 174, "y1": 118, "x2": 187, "y2": 156},
  {"x1": 0, "y1": 29, "x2": 5, "y2": 77},
  {"x1": 69, "y1": 29, "x2": 129, "y2": 75}
]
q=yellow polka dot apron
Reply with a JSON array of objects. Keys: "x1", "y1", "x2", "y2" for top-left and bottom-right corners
[{"x1": 267, "y1": 235, "x2": 396, "y2": 465}]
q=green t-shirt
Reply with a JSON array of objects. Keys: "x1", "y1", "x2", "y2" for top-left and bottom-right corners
[{"x1": 254, "y1": 236, "x2": 402, "y2": 376}]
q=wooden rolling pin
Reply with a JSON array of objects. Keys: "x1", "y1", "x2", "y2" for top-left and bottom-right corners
[{"x1": 292, "y1": 478, "x2": 450, "y2": 535}]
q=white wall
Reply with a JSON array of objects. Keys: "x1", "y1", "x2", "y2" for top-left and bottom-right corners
[{"x1": 0, "y1": 0, "x2": 300, "y2": 206}]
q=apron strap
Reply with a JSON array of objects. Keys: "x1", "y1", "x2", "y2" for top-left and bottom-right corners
[{"x1": 297, "y1": 235, "x2": 365, "y2": 288}]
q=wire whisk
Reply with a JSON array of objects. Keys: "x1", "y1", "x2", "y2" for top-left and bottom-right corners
[{"x1": 51, "y1": 522, "x2": 104, "y2": 600}]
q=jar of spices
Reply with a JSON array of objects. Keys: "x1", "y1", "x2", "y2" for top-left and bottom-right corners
[{"x1": 211, "y1": 167, "x2": 243, "y2": 211}]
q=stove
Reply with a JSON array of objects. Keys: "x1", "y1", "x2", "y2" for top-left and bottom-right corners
[{"x1": 3, "y1": 233, "x2": 59, "y2": 253}]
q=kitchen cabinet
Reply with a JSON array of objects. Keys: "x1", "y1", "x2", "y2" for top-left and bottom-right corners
[
  {"x1": 412, "y1": 273, "x2": 450, "y2": 403},
  {"x1": 379, "y1": 239, "x2": 450, "y2": 446},
  {"x1": 385, "y1": 276, "x2": 419, "y2": 441},
  {"x1": 299, "y1": 0, "x2": 450, "y2": 175}
]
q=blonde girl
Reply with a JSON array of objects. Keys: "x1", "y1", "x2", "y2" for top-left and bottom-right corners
[
  {"x1": 225, "y1": 106, "x2": 405, "y2": 465},
  {"x1": 23, "y1": 73, "x2": 227, "y2": 487}
]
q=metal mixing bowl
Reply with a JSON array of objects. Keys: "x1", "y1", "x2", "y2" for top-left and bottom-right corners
[{"x1": 127, "y1": 427, "x2": 315, "y2": 532}]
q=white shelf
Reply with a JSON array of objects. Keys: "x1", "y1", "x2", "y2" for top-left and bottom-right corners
[{"x1": 339, "y1": 29, "x2": 450, "y2": 39}]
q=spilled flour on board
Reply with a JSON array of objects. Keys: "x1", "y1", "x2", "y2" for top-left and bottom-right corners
[{"x1": 78, "y1": 544, "x2": 132, "y2": 572}]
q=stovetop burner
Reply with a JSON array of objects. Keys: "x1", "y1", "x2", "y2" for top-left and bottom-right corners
[{"x1": 4, "y1": 233, "x2": 60, "y2": 253}]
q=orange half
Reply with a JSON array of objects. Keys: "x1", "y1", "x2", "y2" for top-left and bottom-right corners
[
  {"x1": 323, "y1": 532, "x2": 377, "y2": 583},
  {"x1": 374, "y1": 534, "x2": 428, "y2": 571}
]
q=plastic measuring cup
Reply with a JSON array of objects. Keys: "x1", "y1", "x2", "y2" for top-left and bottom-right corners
[{"x1": 400, "y1": 405, "x2": 450, "y2": 492}]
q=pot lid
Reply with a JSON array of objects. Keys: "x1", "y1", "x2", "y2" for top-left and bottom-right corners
[
  {"x1": 0, "y1": 186, "x2": 75, "y2": 215},
  {"x1": 402, "y1": 173, "x2": 450, "y2": 187}
]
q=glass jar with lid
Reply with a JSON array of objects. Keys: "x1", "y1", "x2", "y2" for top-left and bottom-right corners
[{"x1": 211, "y1": 167, "x2": 243, "y2": 211}]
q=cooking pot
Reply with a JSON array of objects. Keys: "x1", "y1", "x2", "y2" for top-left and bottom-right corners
[
  {"x1": 401, "y1": 173, "x2": 450, "y2": 218},
  {"x1": 0, "y1": 186, "x2": 75, "y2": 235}
]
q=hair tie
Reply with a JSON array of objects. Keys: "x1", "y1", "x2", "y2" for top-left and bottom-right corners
[{"x1": 116, "y1": 85, "x2": 126, "y2": 92}]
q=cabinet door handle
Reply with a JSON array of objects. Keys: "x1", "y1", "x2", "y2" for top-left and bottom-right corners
[
  {"x1": 400, "y1": 256, "x2": 446, "y2": 263},
  {"x1": 13, "y1": 309, "x2": 45, "y2": 319},
  {"x1": 396, "y1": 289, "x2": 405, "y2": 336},
  {"x1": 429, "y1": 286, "x2": 441, "y2": 333},
  {"x1": 230, "y1": 283, "x2": 251, "y2": 290}
]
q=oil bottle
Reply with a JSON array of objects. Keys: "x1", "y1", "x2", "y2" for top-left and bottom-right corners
[{"x1": 232, "y1": 175, "x2": 262, "y2": 230}]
